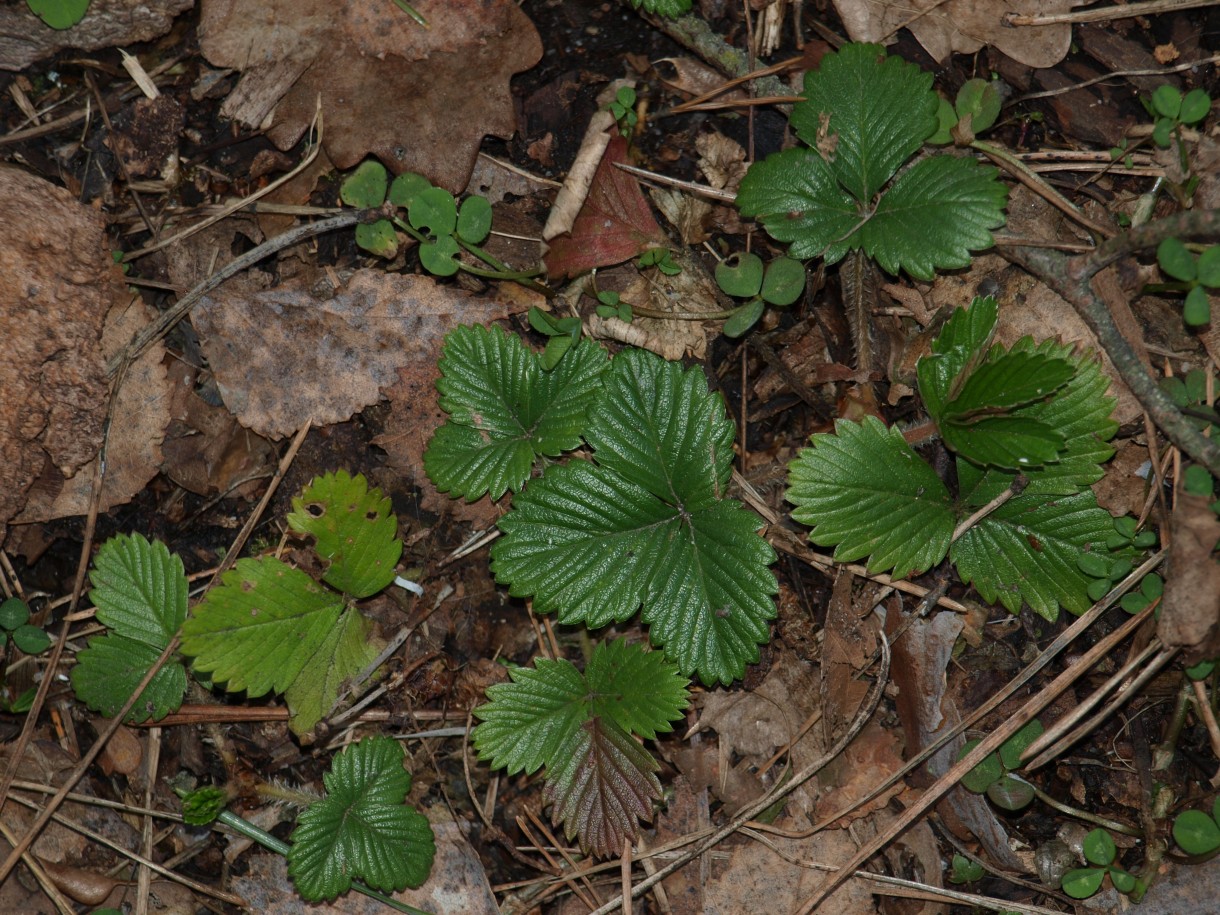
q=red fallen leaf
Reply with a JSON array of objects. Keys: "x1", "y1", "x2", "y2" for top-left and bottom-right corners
[{"x1": 544, "y1": 135, "x2": 668, "y2": 279}]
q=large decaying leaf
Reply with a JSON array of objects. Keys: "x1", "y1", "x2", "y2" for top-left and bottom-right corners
[
  {"x1": 198, "y1": 0, "x2": 541, "y2": 193},
  {"x1": 491, "y1": 351, "x2": 778, "y2": 685},
  {"x1": 473, "y1": 639, "x2": 688, "y2": 856},
  {"x1": 736, "y1": 43, "x2": 1007, "y2": 281},
  {"x1": 787, "y1": 416, "x2": 955, "y2": 578},
  {"x1": 287, "y1": 470, "x2": 403, "y2": 598},
  {"x1": 194, "y1": 268, "x2": 521, "y2": 440},
  {"x1": 71, "y1": 534, "x2": 189, "y2": 722},
  {"x1": 287, "y1": 737, "x2": 435, "y2": 901},
  {"x1": 424, "y1": 326, "x2": 609, "y2": 500}
]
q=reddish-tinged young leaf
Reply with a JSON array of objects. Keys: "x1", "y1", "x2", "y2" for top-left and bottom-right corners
[
  {"x1": 544, "y1": 136, "x2": 669, "y2": 279},
  {"x1": 544, "y1": 718, "x2": 662, "y2": 857}
]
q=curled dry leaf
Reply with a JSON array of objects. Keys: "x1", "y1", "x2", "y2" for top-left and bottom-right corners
[
  {"x1": 832, "y1": 0, "x2": 1076, "y2": 69},
  {"x1": 198, "y1": 0, "x2": 542, "y2": 193},
  {"x1": 0, "y1": 167, "x2": 129, "y2": 537}
]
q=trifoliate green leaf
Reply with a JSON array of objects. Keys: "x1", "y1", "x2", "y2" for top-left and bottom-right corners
[
  {"x1": 787, "y1": 416, "x2": 954, "y2": 578},
  {"x1": 71, "y1": 534, "x2": 189, "y2": 723},
  {"x1": 544, "y1": 717, "x2": 662, "y2": 857},
  {"x1": 283, "y1": 607, "x2": 383, "y2": 736},
  {"x1": 1083, "y1": 828, "x2": 1117, "y2": 866},
  {"x1": 722, "y1": 298, "x2": 766, "y2": 337},
  {"x1": 1158, "y1": 236, "x2": 1196, "y2": 281},
  {"x1": 951, "y1": 481, "x2": 1116, "y2": 619},
  {"x1": 287, "y1": 471, "x2": 402, "y2": 599},
  {"x1": 419, "y1": 234, "x2": 460, "y2": 276},
  {"x1": 11, "y1": 625, "x2": 50, "y2": 655},
  {"x1": 182, "y1": 558, "x2": 344, "y2": 697},
  {"x1": 424, "y1": 325, "x2": 609, "y2": 500},
  {"x1": 288, "y1": 737, "x2": 435, "y2": 901},
  {"x1": 955, "y1": 78, "x2": 1002, "y2": 134},
  {"x1": 1061, "y1": 867, "x2": 1106, "y2": 899},
  {"x1": 790, "y1": 43, "x2": 938, "y2": 203},
  {"x1": 409, "y1": 186, "x2": 457, "y2": 238},
  {"x1": 735, "y1": 148, "x2": 860, "y2": 265},
  {"x1": 388, "y1": 171, "x2": 430, "y2": 208},
  {"x1": 958, "y1": 739, "x2": 1003, "y2": 793},
  {"x1": 738, "y1": 44, "x2": 1006, "y2": 278},
  {"x1": 1174, "y1": 809, "x2": 1220, "y2": 855},
  {"x1": 998, "y1": 718, "x2": 1045, "y2": 770},
  {"x1": 0, "y1": 597, "x2": 29, "y2": 629},
  {"x1": 492, "y1": 352, "x2": 777, "y2": 684},
  {"x1": 473, "y1": 640, "x2": 687, "y2": 856},
  {"x1": 860, "y1": 155, "x2": 1008, "y2": 280}
]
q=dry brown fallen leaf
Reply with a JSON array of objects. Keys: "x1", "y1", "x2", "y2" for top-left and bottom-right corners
[
  {"x1": 0, "y1": 167, "x2": 132, "y2": 539},
  {"x1": 198, "y1": 0, "x2": 542, "y2": 193},
  {"x1": 831, "y1": 0, "x2": 1077, "y2": 69},
  {"x1": 193, "y1": 270, "x2": 527, "y2": 441},
  {"x1": 1158, "y1": 491, "x2": 1220, "y2": 661},
  {"x1": 0, "y1": 0, "x2": 192, "y2": 72},
  {"x1": 14, "y1": 297, "x2": 170, "y2": 524}
]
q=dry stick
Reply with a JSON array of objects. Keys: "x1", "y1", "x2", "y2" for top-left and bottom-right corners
[
  {"x1": 136, "y1": 727, "x2": 163, "y2": 915},
  {"x1": 2, "y1": 791, "x2": 245, "y2": 906},
  {"x1": 1005, "y1": 208, "x2": 1220, "y2": 479},
  {"x1": 1008, "y1": 0, "x2": 1220, "y2": 26},
  {"x1": 1025, "y1": 644, "x2": 1180, "y2": 771},
  {"x1": 585, "y1": 636, "x2": 890, "y2": 915},
  {"x1": 791, "y1": 596, "x2": 1161, "y2": 914}
]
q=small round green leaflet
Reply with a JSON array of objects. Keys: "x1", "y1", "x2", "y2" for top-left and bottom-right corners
[
  {"x1": 986, "y1": 775, "x2": 1034, "y2": 811},
  {"x1": 388, "y1": 171, "x2": 431, "y2": 208},
  {"x1": 1174, "y1": 807, "x2": 1220, "y2": 855},
  {"x1": 0, "y1": 597, "x2": 30, "y2": 630},
  {"x1": 340, "y1": 160, "x2": 389, "y2": 208},
  {"x1": 355, "y1": 221, "x2": 398, "y2": 259},
  {"x1": 1179, "y1": 88, "x2": 1213, "y2": 125},
  {"x1": 1183, "y1": 285, "x2": 1212, "y2": 326},
  {"x1": 457, "y1": 195, "x2": 492, "y2": 245},
  {"x1": 1157, "y1": 237, "x2": 1196, "y2": 282},
  {"x1": 1184, "y1": 464, "x2": 1215, "y2": 497},
  {"x1": 716, "y1": 252, "x2": 764, "y2": 298},
  {"x1": 1061, "y1": 867, "x2": 1106, "y2": 899},
  {"x1": 722, "y1": 298, "x2": 765, "y2": 338},
  {"x1": 1185, "y1": 657, "x2": 1216, "y2": 680},
  {"x1": 11, "y1": 625, "x2": 50, "y2": 655},
  {"x1": 1152, "y1": 85, "x2": 1183, "y2": 119},
  {"x1": 1197, "y1": 246, "x2": 1220, "y2": 287},
  {"x1": 955, "y1": 78, "x2": 1001, "y2": 133},
  {"x1": 1083, "y1": 828, "x2": 1116, "y2": 866},
  {"x1": 419, "y1": 235, "x2": 461, "y2": 276},
  {"x1": 409, "y1": 186, "x2": 458, "y2": 238},
  {"x1": 958, "y1": 738, "x2": 1003, "y2": 793},
  {"x1": 26, "y1": 0, "x2": 89, "y2": 29},
  {"x1": 760, "y1": 256, "x2": 805, "y2": 306}
]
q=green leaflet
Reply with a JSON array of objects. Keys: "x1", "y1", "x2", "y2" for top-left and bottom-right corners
[
  {"x1": 287, "y1": 737, "x2": 435, "y2": 901},
  {"x1": 287, "y1": 470, "x2": 402, "y2": 598},
  {"x1": 492, "y1": 350, "x2": 778, "y2": 685},
  {"x1": 71, "y1": 534, "x2": 188, "y2": 723},
  {"x1": 424, "y1": 325, "x2": 609, "y2": 500},
  {"x1": 473, "y1": 639, "x2": 687, "y2": 856},
  {"x1": 787, "y1": 416, "x2": 955, "y2": 578},
  {"x1": 736, "y1": 43, "x2": 1007, "y2": 280},
  {"x1": 629, "y1": 0, "x2": 692, "y2": 16}
]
